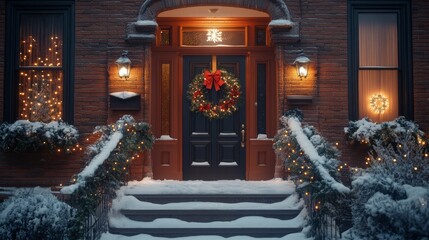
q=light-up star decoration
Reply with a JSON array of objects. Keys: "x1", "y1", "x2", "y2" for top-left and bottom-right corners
[
  {"x1": 207, "y1": 29, "x2": 222, "y2": 43},
  {"x1": 369, "y1": 94, "x2": 389, "y2": 114}
]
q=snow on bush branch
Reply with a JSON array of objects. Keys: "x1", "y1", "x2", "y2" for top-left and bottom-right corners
[
  {"x1": 344, "y1": 116, "x2": 426, "y2": 147},
  {"x1": 0, "y1": 187, "x2": 76, "y2": 240},
  {"x1": 351, "y1": 131, "x2": 429, "y2": 239},
  {"x1": 0, "y1": 120, "x2": 79, "y2": 153}
]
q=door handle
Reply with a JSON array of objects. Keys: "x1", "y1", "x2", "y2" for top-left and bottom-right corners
[{"x1": 241, "y1": 124, "x2": 245, "y2": 148}]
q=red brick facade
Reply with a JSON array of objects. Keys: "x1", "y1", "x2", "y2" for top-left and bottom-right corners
[{"x1": 0, "y1": 0, "x2": 428, "y2": 187}]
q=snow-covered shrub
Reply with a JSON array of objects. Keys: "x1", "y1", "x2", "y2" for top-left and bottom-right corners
[
  {"x1": 0, "y1": 120, "x2": 79, "y2": 153},
  {"x1": 0, "y1": 187, "x2": 76, "y2": 240},
  {"x1": 274, "y1": 109, "x2": 351, "y2": 237},
  {"x1": 351, "y1": 131, "x2": 429, "y2": 239},
  {"x1": 344, "y1": 117, "x2": 428, "y2": 155}
]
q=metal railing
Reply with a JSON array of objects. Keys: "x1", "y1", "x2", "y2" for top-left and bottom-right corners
[
  {"x1": 304, "y1": 192, "x2": 353, "y2": 240},
  {"x1": 81, "y1": 193, "x2": 111, "y2": 240}
]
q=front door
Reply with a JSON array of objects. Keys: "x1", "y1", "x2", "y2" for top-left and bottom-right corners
[{"x1": 183, "y1": 55, "x2": 246, "y2": 180}]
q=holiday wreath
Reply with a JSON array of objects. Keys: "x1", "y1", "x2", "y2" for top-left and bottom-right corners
[{"x1": 187, "y1": 69, "x2": 241, "y2": 120}]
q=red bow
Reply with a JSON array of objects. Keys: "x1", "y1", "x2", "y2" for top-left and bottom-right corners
[{"x1": 204, "y1": 70, "x2": 224, "y2": 91}]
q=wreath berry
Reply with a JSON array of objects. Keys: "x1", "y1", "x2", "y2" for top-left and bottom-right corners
[{"x1": 187, "y1": 69, "x2": 241, "y2": 120}]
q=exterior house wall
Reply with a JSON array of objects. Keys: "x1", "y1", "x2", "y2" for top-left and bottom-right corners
[{"x1": 0, "y1": 0, "x2": 428, "y2": 186}]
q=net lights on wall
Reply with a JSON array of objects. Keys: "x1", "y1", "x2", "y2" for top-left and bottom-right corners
[
  {"x1": 206, "y1": 28, "x2": 223, "y2": 43},
  {"x1": 369, "y1": 93, "x2": 389, "y2": 114}
]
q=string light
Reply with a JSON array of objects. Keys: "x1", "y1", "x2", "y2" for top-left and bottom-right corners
[
  {"x1": 369, "y1": 94, "x2": 389, "y2": 114},
  {"x1": 19, "y1": 35, "x2": 63, "y2": 122}
]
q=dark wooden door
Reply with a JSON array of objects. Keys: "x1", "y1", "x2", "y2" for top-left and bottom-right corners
[{"x1": 183, "y1": 55, "x2": 246, "y2": 180}]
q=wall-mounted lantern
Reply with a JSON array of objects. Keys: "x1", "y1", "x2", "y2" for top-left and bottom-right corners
[
  {"x1": 115, "y1": 50, "x2": 131, "y2": 79},
  {"x1": 293, "y1": 53, "x2": 310, "y2": 80}
]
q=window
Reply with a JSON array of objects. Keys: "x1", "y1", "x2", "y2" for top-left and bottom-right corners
[
  {"x1": 5, "y1": 1, "x2": 74, "y2": 123},
  {"x1": 348, "y1": 1, "x2": 412, "y2": 122}
]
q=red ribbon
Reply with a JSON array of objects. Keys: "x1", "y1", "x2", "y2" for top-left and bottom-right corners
[{"x1": 204, "y1": 70, "x2": 224, "y2": 91}]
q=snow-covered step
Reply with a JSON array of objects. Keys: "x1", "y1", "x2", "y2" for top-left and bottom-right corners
[
  {"x1": 130, "y1": 194, "x2": 291, "y2": 204},
  {"x1": 121, "y1": 209, "x2": 302, "y2": 222},
  {"x1": 105, "y1": 179, "x2": 306, "y2": 239}
]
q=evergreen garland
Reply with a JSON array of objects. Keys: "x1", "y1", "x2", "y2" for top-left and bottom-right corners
[
  {"x1": 0, "y1": 120, "x2": 79, "y2": 153},
  {"x1": 273, "y1": 109, "x2": 351, "y2": 237},
  {"x1": 66, "y1": 115, "x2": 155, "y2": 238}
]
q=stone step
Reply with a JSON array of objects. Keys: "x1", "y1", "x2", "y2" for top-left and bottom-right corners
[
  {"x1": 107, "y1": 180, "x2": 304, "y2": 239},
  {"x1": 129, "y1": 193, "x2": 291, "y2": 204},
  {"x1": 109, "y1": 226, "x2": 303, "y2": 238},
  {"x1": 122, "y1": 209, "x2": 302, "y2": 222}
]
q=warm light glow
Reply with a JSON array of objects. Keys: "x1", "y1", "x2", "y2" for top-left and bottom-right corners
[
  {"x1": 369, "y1": 94, "x2": 389, "y2": 114},
  {"x1": 19, "y1": 35, "x2": 63, "y2": 122},
  {"x1": 298, "y1": 66, "x2": 308, "y2": 77},
  {"x1": 115, "y1": 50, "x2": 131, "y2": 79},
  {"x1": 293, "y1": 53, "x2": 310, "y2": 80},
  {"x1": 119, "y1": 67, "x2": 129, "y2": 78},
  {"x1": 206, "y1": 29, "x2": 222, "y2": 43}
]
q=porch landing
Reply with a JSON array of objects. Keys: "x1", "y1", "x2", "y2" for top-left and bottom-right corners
[{"x1": 102, "y1": 178, "x2": 310, "y2": 239}]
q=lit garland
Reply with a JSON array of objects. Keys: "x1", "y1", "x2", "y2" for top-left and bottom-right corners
[
  {"x1": 369, "y1": 94, "x2": 389, "y2": 114},
  {"x1": 0, "y1": 120, "x2": 80, "y2": 153},
  {"x1": 65, "y1": 115, "x2": 155, "y2": 238},
  {"x1": 19, "y1": 35, "x2": 63, "y2": 122},
  {"x1": 273, "y1": 109, "x2": 351, "y2": 236},
  {"x1": 187, "y1": 69, "x2": 241, "y2": 120}
]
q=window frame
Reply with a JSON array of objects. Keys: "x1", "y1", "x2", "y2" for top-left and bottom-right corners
[
  {"x1": 5, "y1": 1, "x2": 75, "y2": 123},
  {"x1": 348, "y1": 0, "x2": 413, "y2": 121}
]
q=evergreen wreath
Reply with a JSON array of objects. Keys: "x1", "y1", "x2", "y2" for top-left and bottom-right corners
[{"x1": 187, "y1": 69, "x2": 241, "y2": 120}]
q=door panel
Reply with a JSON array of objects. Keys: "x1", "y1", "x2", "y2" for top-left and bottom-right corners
[{"x1": 183, "y1": 55, "x2": 246, "y2": 180}]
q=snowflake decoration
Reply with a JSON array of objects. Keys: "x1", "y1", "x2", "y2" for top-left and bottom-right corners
[
  {"x1": 369, "y1": 94, "x2": 389, "y2": 114},
  {"x1": 207, "y1": 29, "x2": 222, "y2": 43}
]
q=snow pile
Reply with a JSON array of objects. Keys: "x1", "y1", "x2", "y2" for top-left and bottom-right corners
[
  {"x1": 0, "y1": 187, "x2": 75, "y2": 240},
  {"x1": 0, "y1": 119, "x2": 79, "y2": 152}
]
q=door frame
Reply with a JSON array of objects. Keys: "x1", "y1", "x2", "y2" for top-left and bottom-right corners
[
  {"x1": 150, "y1": 17, "x2": 278, "y2": 180},
  {"x1": 151, "y1": 48, "x2": 277, "y2": 180}
]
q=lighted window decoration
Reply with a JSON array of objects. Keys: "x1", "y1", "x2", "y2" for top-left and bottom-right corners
[
  {"x1": 206, "y1": 28, "x2": 222, "y2": 43},
  {"x1": 19, "y1": 34, "x2": 63, "y2": 122},
  {"x1": 181, "y1": 27, "x2": 246, "y2": 47},
  {"x1": 369, "y1": 94, "x2": 389, "y2": 114}
]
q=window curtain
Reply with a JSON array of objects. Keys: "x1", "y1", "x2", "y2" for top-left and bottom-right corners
[
  {"x1": 18, "y1": 14, "x2": 63, "y2": 122},
  {"x1": 358, "y1": 13, "x2": 398, "y2": 122}
]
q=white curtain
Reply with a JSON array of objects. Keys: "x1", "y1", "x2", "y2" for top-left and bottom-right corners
[{"x1": 358, "y1": 13, "x2": 398, "y2": 122}]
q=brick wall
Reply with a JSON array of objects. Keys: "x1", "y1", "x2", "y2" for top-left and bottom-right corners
[
  {"x1": 1, "y1": 0, "x2": 429, "y2": 186},
  {"x1": 0, "y1": 1, "x2": 4, "y2": 123},
  {"x1": 412, "y1": 0, "x2": 429, "y2": 132}
]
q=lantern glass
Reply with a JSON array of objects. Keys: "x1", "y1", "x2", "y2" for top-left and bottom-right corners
[
  {"x1": 115, "y1": 50, "x2": 131, "y2": 79},
  {"x1": 293, "y1": 54, "x2": 310, "y2": 80}
]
